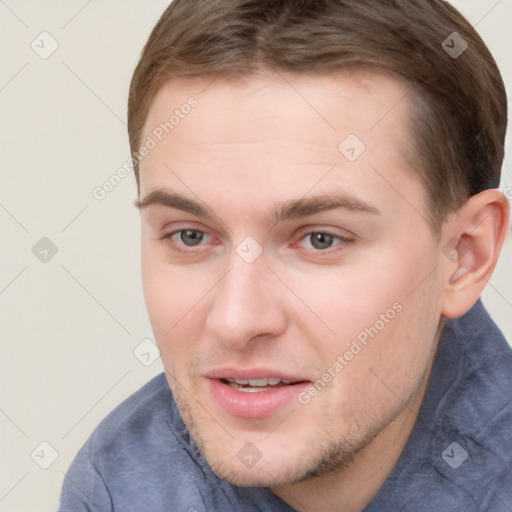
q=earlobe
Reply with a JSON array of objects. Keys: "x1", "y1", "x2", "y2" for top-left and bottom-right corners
[{"x1": 441, "y1": 190, "x2": 510, "y2": 319}]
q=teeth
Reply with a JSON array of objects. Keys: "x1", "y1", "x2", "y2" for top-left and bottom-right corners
[
  {"x1": 224, "y1": 377, "x2": 293, "y2": 387},
  {"x1": 248, "y1": 378, "x2": 270, "y2": 386}
]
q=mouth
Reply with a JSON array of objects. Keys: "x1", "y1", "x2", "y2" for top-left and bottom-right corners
[{"x1": 206, "y1": 372, "x2": 310, "y2": 418}]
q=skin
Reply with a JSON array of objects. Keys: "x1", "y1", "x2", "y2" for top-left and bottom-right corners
[{"x1": 136, "y1": 70, "x2": 509, "y2": 512}]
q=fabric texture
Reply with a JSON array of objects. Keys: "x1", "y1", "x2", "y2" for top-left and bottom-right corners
[{"x1": 58, "y1": 300, "x2": 512, "y2": 511}]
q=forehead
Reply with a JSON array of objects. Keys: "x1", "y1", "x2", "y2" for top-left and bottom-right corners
[
  {"x1": 143, "y1": 69, "x2": 413, "y2": 144},
  {"x1": 139, "y1": 70, "x2": 423, "y2": 216}
]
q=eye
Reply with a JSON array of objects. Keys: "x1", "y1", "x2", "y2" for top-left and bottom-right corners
[
  {"x1": 300, "y1": 232, "x2": 350, "y2": 251},
  {"x1": 162, "y1": 229, "x2": 210, "y2": 248},
  {"x1": 177, "y1": 229, "x2": 205, "y2": 246}
]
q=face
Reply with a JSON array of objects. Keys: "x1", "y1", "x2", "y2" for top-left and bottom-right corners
[{"x1": 138, "y1": 70, "x2": 445, "y2": 487}]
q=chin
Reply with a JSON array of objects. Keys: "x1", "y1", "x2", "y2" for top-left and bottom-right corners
[
  {"x1": 208, "y1": 456, "x2": 308, "y2": 488},
  {"x1": 196, "y1": 426, "x2": 373, "y2": 489}
]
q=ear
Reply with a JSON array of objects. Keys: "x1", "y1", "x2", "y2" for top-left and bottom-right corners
[{"x1": 440, "y1": 189, "x2": 510, "y2": 319}]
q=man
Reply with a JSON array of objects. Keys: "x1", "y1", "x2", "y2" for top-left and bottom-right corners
[{"x1": 59, "y1": 0, "x2": 511, "y2": 510}]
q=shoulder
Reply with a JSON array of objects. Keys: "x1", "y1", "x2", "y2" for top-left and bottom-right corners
[
  {"x1": 431, "y1": 301, "x2": 512, "y2": 507},
  {"x1": 88, "y1": 372, "x2": 196, "y2": 465},
  {"x1": 93, "y1": 372, "x2": 173, "y2": 441}
]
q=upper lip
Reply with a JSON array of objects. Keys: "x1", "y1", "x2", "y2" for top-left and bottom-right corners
[{"x1": 203, "y1": 367, "x2": 310, "y2": 383}]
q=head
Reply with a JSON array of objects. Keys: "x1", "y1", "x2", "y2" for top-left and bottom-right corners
[{"x1": 129, "y1": 0, "x2": 509, "y2": 488}]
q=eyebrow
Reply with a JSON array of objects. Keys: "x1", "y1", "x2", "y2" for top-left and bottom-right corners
[
  {"x1": 271, "y1": 194, "x2": 380, "y2": 222},
  {"x1": 135, "y1": 190, "x2": 212, "y2": 218},
  {"x1": 135, "y1": 189, "x2": 380, "y2": 221}
]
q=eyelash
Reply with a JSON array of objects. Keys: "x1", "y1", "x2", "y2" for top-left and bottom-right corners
[{"x1": 160, "y1": 228, "x2": 353, "y2": 255}]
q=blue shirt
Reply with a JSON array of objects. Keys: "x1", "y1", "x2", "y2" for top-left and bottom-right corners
[{"x1": 58, "y1": 300, "x2": 512, "y2": 511}]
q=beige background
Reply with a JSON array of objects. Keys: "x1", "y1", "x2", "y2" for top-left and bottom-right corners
[{"x1": 0, "y1": 1, "x2": 511, "y2": 510}]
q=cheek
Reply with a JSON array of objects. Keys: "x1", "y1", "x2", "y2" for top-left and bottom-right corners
[
  {"x1": 141, "y1": 249, "x2": 211, "y2": 355},
  {"x1": 287, "y1": 246, "x2": 440, "y2": 413},
  {"x1": 289, "y1": 234, "x2": 439, "y2": 337},
  {"x1": 283, "y1": 262, "x2": 408, "y2": 346}
]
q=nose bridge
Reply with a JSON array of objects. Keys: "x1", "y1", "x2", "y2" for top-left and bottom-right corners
[
  {"x1": 205, "y1": 254, "x2": 286, "y2": 347},
  {"x1": 224, "y1": 255, "x2": 260, "y2": 296}
]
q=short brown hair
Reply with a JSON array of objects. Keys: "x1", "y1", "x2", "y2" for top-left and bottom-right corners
[{"x1": 128, "y1": 0, "x2": 507, "y2": 231}]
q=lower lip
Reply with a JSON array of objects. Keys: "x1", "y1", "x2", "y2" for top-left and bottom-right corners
[{"x1": 208, "y1": 379, "x2": 309, "y2": 418}]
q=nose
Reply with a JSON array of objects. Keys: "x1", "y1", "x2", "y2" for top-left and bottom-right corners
[{"x1": 205, "y1": 257, "x2": 288, "y2": 350}]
